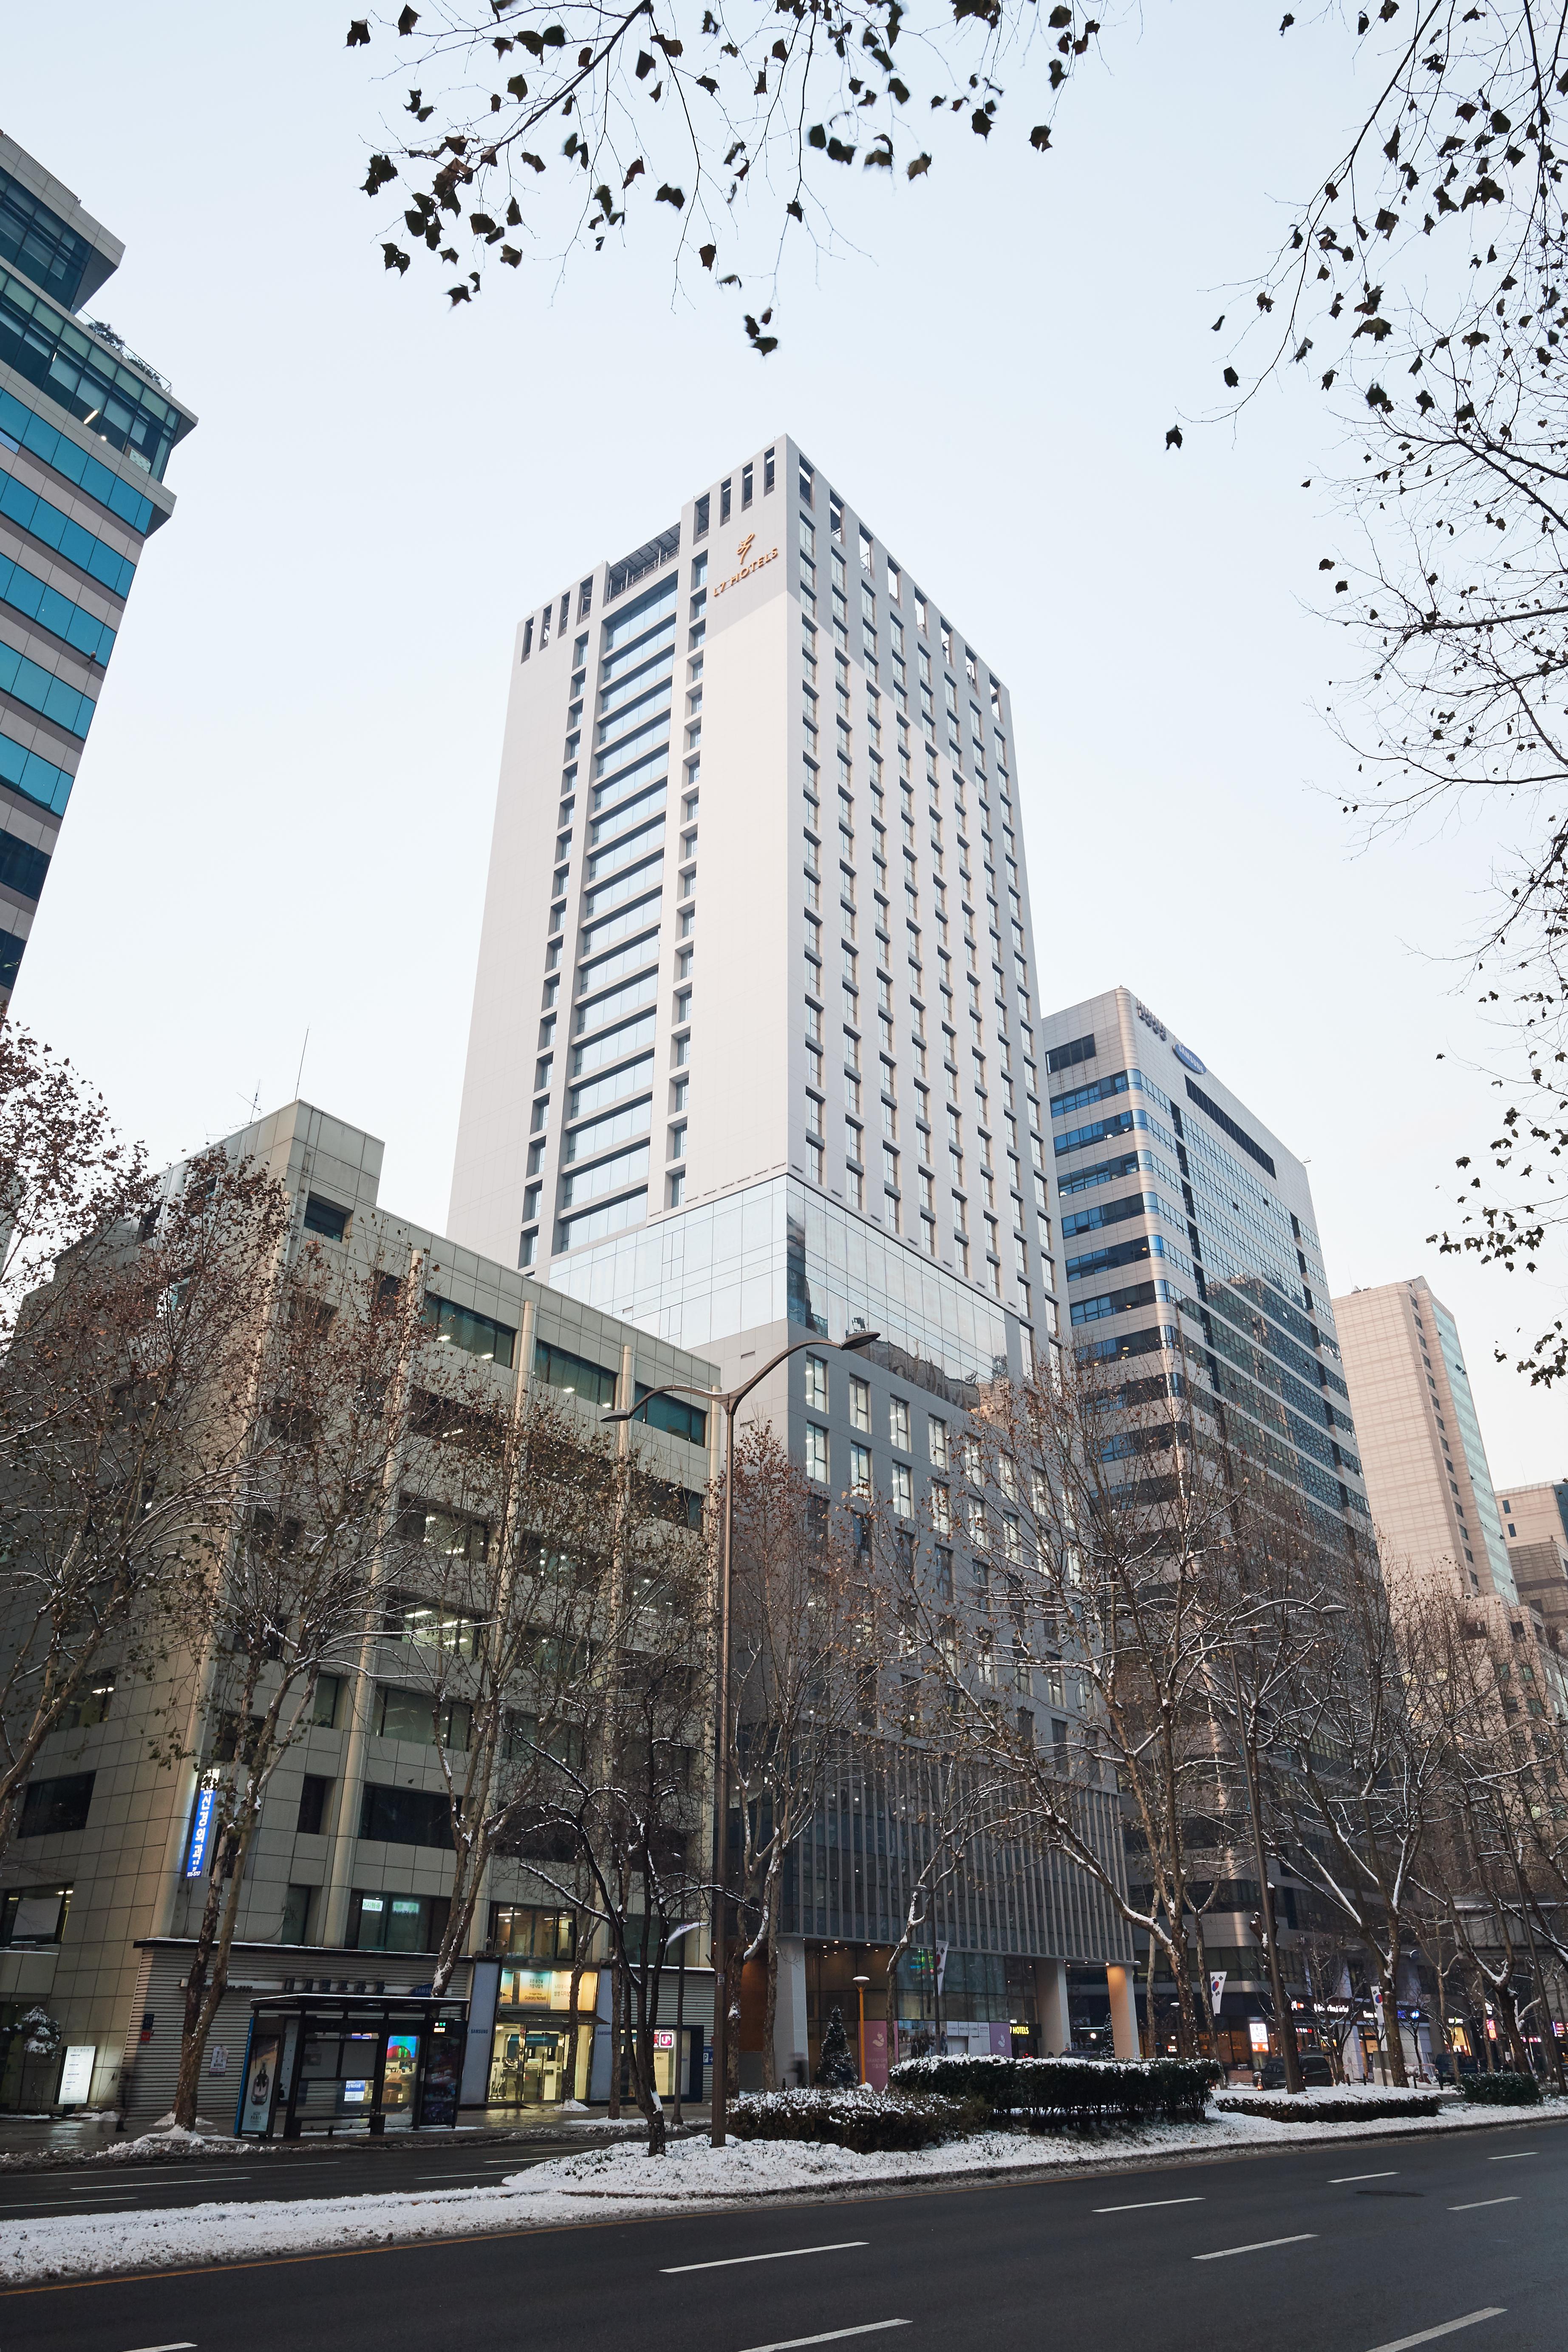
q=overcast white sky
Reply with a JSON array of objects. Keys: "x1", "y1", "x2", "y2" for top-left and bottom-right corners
[{"x1": 6, "y1": 4, "x2": 1563, "y2": 1487}]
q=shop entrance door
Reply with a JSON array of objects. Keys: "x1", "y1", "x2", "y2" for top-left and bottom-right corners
[{"x1": 521, "y1": 2029, "x2": 563, "y2": 2104}]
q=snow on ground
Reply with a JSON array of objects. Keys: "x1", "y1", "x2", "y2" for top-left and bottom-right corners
[{"x1": 0, "y1": 2094, "x2": 1560, "y2": 2285}]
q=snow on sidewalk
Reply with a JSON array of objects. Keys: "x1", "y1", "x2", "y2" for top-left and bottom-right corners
[{"x1": 1, "y1": 2095, "x2": 1560, "y2": 2285}]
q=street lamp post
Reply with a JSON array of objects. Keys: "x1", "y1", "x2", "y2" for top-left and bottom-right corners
[
  {"x1": 853, "y1": 1972, "x2": 871, "y2": 2086},
  {"x1": 605, "y1": 1323, "x2": 879, "y2": 2147},
  {"x1": 662, "y1": 1919, "x2": 703, "y2": 2128}
]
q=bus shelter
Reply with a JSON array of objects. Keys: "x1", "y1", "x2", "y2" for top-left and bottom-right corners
[{"x1": 235, "y1": 1991, "x2": 468, "y2": 2138}]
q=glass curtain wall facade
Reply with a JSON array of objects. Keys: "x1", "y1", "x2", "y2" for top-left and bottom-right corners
[
  {"x1": 0, "y1": 134, "x2": 196, "y2": 1012},
  {"x1": 1042, "y1": 985, "x2": 1373, "y2": 1564}
]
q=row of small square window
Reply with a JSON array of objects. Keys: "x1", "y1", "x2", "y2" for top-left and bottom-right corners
[{"x1": 796, "y1": 459, "x2": 1005, "y2": 707}]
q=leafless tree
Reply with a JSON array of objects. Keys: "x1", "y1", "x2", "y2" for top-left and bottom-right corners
[
  {"x1": 167, "y1": 1237, "x2": 431, "y2": 2128},
  {"x1": 518, "y1": 1516, "x2": 713, "y2": 2153},
  {"x1": 385, "y1": 1371, "x2": 634, "y2": 1996},
  {"x1": 1265, "y1": 1550, "x2": 1454, "y2": 2088},
  {"x1": 900, "y1": 1349, "x2": 1257, "y2": 2060},
  {"x1": 0, "y1": 1137, "x2": 290, "y2": 1872}
]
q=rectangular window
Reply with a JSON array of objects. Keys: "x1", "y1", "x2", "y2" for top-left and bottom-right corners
[
  {"x1": 889, "y1": 1396, "x2": 911, "y2": 1451},
  {"x1": 18, "y1": 1772, "x2": 95, "y2": 1837},
  {"x1": 633, "y1": 1382, "x2": 707, "y2": 1446},
  {"x1": 720, "y1": 478, "x2": 732, "y2": 524},
  {"x1": 742, "y1": 461, "x2": 754, "y2": 508},
  {"x1": 296, "y1": 1774, "x2": 332, "y2": 1835},
  {"x1": 764, "y1": 446, "x2": 776, "y2": 494},
  {"x1": 375, "y1": 1686, "x2": 471, "y2": 1749},
  {"x1": 805, "y1": 1423, "x2": 829, "y2": 1483},
  {"x1": 348, "y1": 1890, "x2": 451, "y2": 1953},
  {"x1": 849, "y1": 1440, "x2": 872, "y2": 1498},
  {"x1": 303, "y1": 1194, "x2": 350, "y2": 1241},
  {"x1": 534, "y1": 1339, "x2": 618, "y2": 1406},
  {"x1": 849, "y1": 1375, "x2": 871, "y2": 1432},
  {"x1": 694, "y1": 492, "x2": 710, "y2": 538},
  {"x1": 804, "y1": 1354, "x2": 828, "y2": 1410},
  {"x1": 892, "y1": 1461, "x2": 914, "y2": 1517},
  {"x1": 928, "y1": 1415, "x2": 949, "y2": 1470},
  {"x1": 0, "y1": 1886, "x2": 71, "y2": 1946},
  {"x1": 422, "y1": 1292, "x2": 516, "y2": 1368},
  {"x1": 358, "y1": 1783, "x2": 454, "y2": 1850}
]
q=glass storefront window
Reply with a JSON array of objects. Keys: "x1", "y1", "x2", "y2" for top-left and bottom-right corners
[
  {"x1": 487, "y1": 1967, "x2": 599, "y2": 2106},
  {"x1": 488, "y1": 2017, "x2": 592, "y2": 2106}
]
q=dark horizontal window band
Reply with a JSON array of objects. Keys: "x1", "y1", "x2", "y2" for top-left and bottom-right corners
[
  {"x1": 0, "y1": 827, "x2": 49, "y2": 902},
  {"x1": 1184, "y1": 1078, "x2": 1276, "y2": 1179},
  {"x1": 1046, "y1": 1032, "x2": 1095, "y2": 1075}
]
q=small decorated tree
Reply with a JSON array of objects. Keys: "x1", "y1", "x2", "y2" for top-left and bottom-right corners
[{"x1": 817, "y1": 2006, "x2": 859, "y2": 2089}]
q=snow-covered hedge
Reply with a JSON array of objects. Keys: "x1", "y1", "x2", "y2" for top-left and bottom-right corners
[
  {"x1": 730, "y1": 2086, "x2": 988, "y2": 2153},
  {"x1": 1458, "y1": 2070, "x2": 1542, "y2": 2106},
  {"x1": 1217, "y1": 2090, "x2": 1442, "y2": 2124},
  {"x1": 887, "y1": 2053, "x2": 1221, "y2": 2125}
]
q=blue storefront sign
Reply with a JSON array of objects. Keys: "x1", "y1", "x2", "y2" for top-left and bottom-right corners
[{"x1": 185, "y1": 1781, "x2": 216, "y2": 1877}]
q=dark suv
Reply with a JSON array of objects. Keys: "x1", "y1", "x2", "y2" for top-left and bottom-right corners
[{"x1": 1258, "y1": 2051, "x2": 1334, "y2": 2088}]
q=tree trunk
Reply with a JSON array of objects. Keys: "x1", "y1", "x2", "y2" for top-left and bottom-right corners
[
  {"x1": 1376, "y1": 1960, "x2": 1409, "y2": 2087},
  {"x1": 1142, "y1": 1933, "x2": 1158, "y2": 2060},
  {"x1": 172, "y1": 1814, "x2": 256, "y2": 2128},
  {"x1": 725, "y1": 1940, "x2": 743, "y2": 2101},
  {"x1": 607, "y1": 1959, "x2": 622, "y2": 2117},
  {"x1": 561, "y1": 1924, "x2": 588, "y2": 2106},
  {"x1": 761, "y1": 1880, "x2": 781, "y2": 2092}
]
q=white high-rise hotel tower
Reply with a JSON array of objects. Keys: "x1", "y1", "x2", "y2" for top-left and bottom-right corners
[
  {"x1": 450, "y1": 436, "x2": 1057, "y2": 1395},
  {"x1": 447, "y1": 440, "x2": 1138, "y2": 2070}
]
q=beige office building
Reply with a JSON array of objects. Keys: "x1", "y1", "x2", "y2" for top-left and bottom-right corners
[
  {"x1": 0, "y1": 1098, "x2": 720, "y2": 2120},
  {"x1": 1497, "y1": 1479, "x2": 1568, "y2": 1645},
  {"x1": 1333, "y1": 1276, "x2": 1515, "y2": 1602}
]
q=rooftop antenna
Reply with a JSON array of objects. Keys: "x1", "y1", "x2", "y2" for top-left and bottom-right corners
[{"x1": 294, "y1": 1027, "x2": 310, "y2": 1104}]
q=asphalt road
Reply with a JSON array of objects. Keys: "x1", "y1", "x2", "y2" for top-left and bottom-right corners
[
  {"x1": 0, "y1": 2131, "x2": 593, "y2": 2219},
  {"x1": 2, "y1": 2117, "x2": 1563, "y2": 2352}
]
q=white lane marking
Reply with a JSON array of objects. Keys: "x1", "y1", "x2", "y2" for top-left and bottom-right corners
[
  {"x1": 121, "y1": 2343, "x2": 198, "y2": 2351},
  {"x1": 1486, "y1": 2151, "x2": 1536, "y2": 2161},
  {"x1": 106, "y1": 2171, "x2": 257, "y2": 2183},
  {"x1": 665, "y1": 2241, "x2": 869, "y2": 2275},
  {"x1": 1361, "y1": 2310, "x2": 1506, "y2": 2352},
  {"x1": 0, "y1": 2192, "x2": 138, "y2": 2205},
  {"x1": 1194, "y1": 2233, "x2": 1318, "y2": 2261},
  {"x1": 1332, "y1": 2171, "x2": 1399, "y2": 2184},
  {"x1": 1447, "y1": 2197, "x2": 1520, "y2": 2212},
  {"x1": 736, "y1": 2324, "x2": 910, "y2": 2352},
  {"x1": 1093, "y1": 2196, "x2": 1205, "y2": 2213}
]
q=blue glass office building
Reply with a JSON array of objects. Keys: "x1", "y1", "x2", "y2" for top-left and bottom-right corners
[{"x1": 0, "y1": 134, "x2": 196, "y2": 1009}]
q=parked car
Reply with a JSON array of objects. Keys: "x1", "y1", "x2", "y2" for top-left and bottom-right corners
[{"x1": 1258, "y1": 2050, "x2": 1333, "y2": 2088}]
